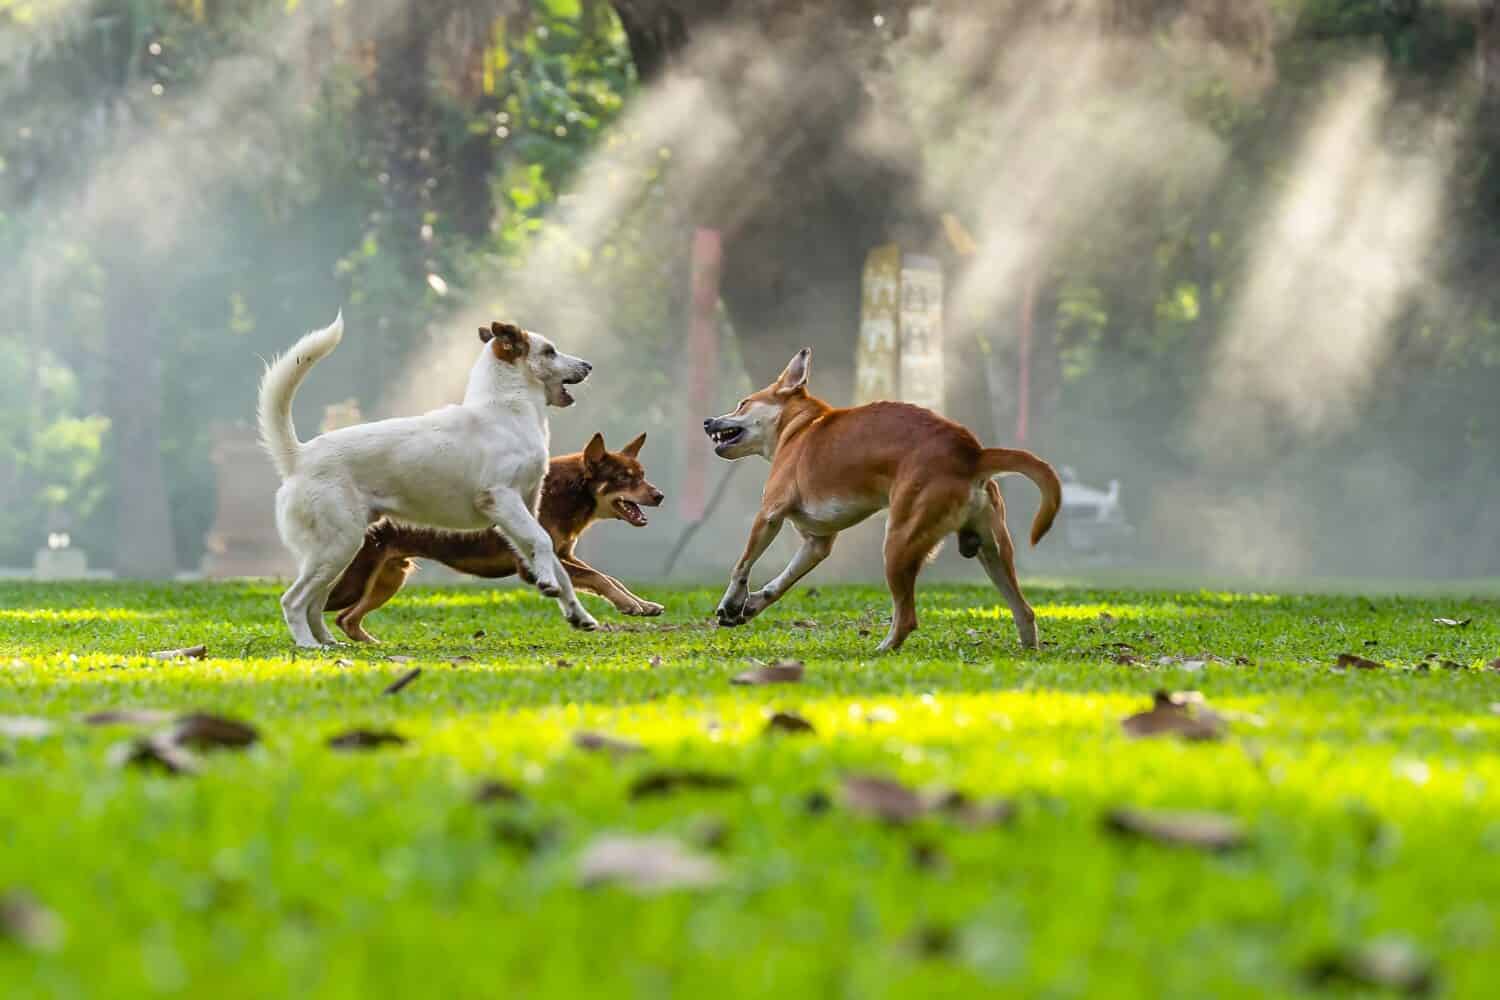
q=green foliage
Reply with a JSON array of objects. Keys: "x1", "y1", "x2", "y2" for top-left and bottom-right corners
[{"x1": 2, "y1": 581, "x2": 1500, "y2": 995}]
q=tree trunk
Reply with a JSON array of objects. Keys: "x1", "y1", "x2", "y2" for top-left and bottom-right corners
[
  {"x1": 1480, "y1": 1, "x2": 1500, "y2": 108},
  {"x1": 105, "y1": 262, "x2": 178, "y2": 578}
]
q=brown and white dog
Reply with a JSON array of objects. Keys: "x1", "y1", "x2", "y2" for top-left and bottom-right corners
[
  {"x1": 703, "y1": 349, "x2": 1062, "y2": 652},
  {"x1": 323, "y1": 432, "x2": 665, "y2": 642}
]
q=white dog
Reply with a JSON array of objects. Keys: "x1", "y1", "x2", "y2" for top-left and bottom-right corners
[{"x1": 257, "y1": 313, "x2": 598, "y2": 647}]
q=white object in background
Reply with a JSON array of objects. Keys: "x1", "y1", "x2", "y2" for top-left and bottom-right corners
[
  {"x1": 33, "y1": 533, "x2": 88, "y2": 580},
  {"x1": 899, "y1": 254, "x2": 945, "y2": 414}
]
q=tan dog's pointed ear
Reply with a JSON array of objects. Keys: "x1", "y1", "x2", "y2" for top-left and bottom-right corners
[
  {"x1": 478, "y1": 326, "x2": 494, "y2": 343},
  {"x1": 583, "y1": 432, "x2": 606, "y2": 467},
  {"x1": 776, "y1": 348, "x2": 812, "y2": 396},
  {"x1": 621, "y1": 432, "x2": 646, "y2": 458}
]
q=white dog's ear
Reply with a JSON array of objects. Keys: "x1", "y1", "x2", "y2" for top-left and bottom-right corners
[
  {"x1": 621, "y1": 432, "x2": 646, "y2": 458},
  {"x1": 776, "y1": 348, "x2": 812, "y2": 396},
  {"x1": 488, "y1": 321, "x2": 529, "y2": 363},
  {"x1": 583, "y1": 432, "x2": 606, "y2": 467},
  {"x1": 478, "y1": 326, "x2": 494, "y2": 343}
]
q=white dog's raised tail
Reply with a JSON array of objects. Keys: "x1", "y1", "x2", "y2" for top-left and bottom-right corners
[{"x1": 257, "y1": 311, "x2": 344, "y2": 478}]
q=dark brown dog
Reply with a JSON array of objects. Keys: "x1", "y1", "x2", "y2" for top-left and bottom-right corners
[
  {"x1": 703, "y1": 349, "x2": 1062, "y2": 652},
  {"x1": 325, "y1": 432, "x2": 664, "y2": 641}
]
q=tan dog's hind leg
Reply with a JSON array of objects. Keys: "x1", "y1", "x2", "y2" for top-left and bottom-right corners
[
  {"x1": 878, "y1": 482, "x2": 966, "y2": 652},
  {"x1": 976, "y1": 480, "x2": 1038, "y2": 648},
  {"x1": 336, "y1": 557, "x2": 412, "y2": 642}
]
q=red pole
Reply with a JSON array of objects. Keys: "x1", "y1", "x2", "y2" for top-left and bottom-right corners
[{"x1": 681, "y1": 227, "x2": 722, "y2": 522}]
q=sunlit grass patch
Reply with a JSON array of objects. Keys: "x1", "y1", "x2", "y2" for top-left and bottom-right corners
[{"x1": 0, "y1": 580, "x2": 1497, "y2": 998}]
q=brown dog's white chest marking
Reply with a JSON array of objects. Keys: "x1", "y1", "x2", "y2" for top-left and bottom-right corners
[{"x1": 703, "y1": 348, "x2": 1062, "y2": 652}]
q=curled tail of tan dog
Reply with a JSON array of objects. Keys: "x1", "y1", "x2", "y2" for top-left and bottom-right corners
[
  {"x1": 256, "y1": 311, "x2": 344, "y2": 478},
  {"x1": 978, "y1": 447, "x2": 1062, "y2": 546}
]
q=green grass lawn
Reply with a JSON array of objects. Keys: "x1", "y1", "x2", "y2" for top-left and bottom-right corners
[{"x1": 2, "y1": 580, "x2": 1499, "y2": 998}]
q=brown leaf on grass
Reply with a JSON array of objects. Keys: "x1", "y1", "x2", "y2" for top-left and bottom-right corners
[
  {"x1": 628, "y1": 770, "x2": 741, "y2": 800},
  {"x1": 449, "y1": 655, "x2": 474, "y2": 665},
  {"x1": 1103, "y1": 808, "x2": 1246, "y2": 851},
  {"x1": 790, "y1": 619, "x2": 819, "y2": 629},
  {"x1": 841, "y1": 774, "x2": 927, "y2": 824},
  {"x1": 904, "y1": 923, "x2": 958, "y2": 958},
  {"x1": 553, "y1": 658, "x2": 573, "y2": 670},
  {"x1": 327, "y1": 729, "x2": 406, "y2": 751},
  {"x1": 169, "y1": 713, "x2": 258, "y2": 751},
  {"x1": 1433, "y1": 617, "x2": 1471, "y2": 628},
  {"x1": 1305, "y1": 938, "x2": 1435, "y2": 996},
  {"x1": 765, "y1": 711, "x2": 815, "y2": 735},
  {"x1": 149, "y1": 644, "x2": 206, "y2": 660},
  {"x1": 473, "y1": 779, "x2": 523, "y2": 804},
  {"x1": 0, "y1": 890, "x2": 64, "y2": 951},
  {"x1": 910, "y1": 840, "x2": 947, "y2": 872},
  {"x1": 81, "y1": 708, "x2": 173, "y2": 727},
  {"x1": 1488, "y1": 658, "x2": 1500, "y2": 672},
  {"x1": 109, "y1": 735, "x2": 199, "y2": 775},
  {"x1": 334, "y1": 658, "x2": 355, "y2": 668},
  {"x1": 731, "y1": 659, "x2": 804, "y2": 686},
  {"x1": 472, "y1": 629, "x2": 486, "y2": 640},
  {"x1": 573, "y1": 731, "x2": 643, "y2": 756},
  {"x1": 1120, "y1": 691, "x2": 1226, "y2": 741},
  {"x1": 386, "y1": 654, "x2": 413, "y2": 663},
  {"x1": 648, "y1": 655, "x2": 663, "y2": 669},
  {"x1": 0, "y1": 716, "x2": 55, "y2": 740},
  {"x1": 930, "y1": 790, "x2": 1017, "y2": 829},
  {"x1": 1336, "y1": 652, "x2": 1385, "y2": 671},
  {"x1": 382, "y1": 668, "x2": 422, "y2": 695},
  {"x1": 577, "y1": 835, "x2": 724, "y2": 891}
]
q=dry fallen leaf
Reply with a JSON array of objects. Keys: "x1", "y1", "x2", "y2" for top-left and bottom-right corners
[
  {"x1": 648, "y1": 655, "x2": 663, "y2": 669},
  {"x1": 1433, "y1": 617, "x2": 1471, "y2": 628},
  {"x1": 573, "y1": 731, "x2": 644, "y2": 756},
  {"x1": 382, "y1": 668, "x2": 422, "y2": 695},
  {"x1": 0, "y1": 890, "x2": 64, "y2": 951},
  {"x1": 765, "y1": 711, "x2": 816, "y2": 735},
  {"x1": 841, "y1": 774, "x2": 927, "y2": 824},
  {"x1": 81, "y1": 708, "x2": 174, "y2": 727},
  {"x1": 169, "y1": 713, "x2": 258, "y2": 751},
  {"x1": 327, "y1": 729, "x2": 406, "y2": 750},
  {"x1": 790, "y1": 619, "x2": 819, "y2": 629},
  {"x1": 1103, "y1": 808, "x2": 1246, "y2": 851},
  {"x1": 1120, "y1": 691, "x2": 1226, "y2": 741},
  {"x1": 554, "y1": 658, "x2": 573, "y2": 670},
  {"x1": 149, "y1": 644, "x2": 206, "y2": 660},
  {"x1": 386, "y1": 654, "x2": 413, "y2": 664},
  {"x1": 1305, "y1": 938, "x2": 1435, "y2": 996},
  {"x1": 904, "y1": 923, "x2": 959, "y2": 958},
  {"x1": 473, "y1": 779, "x2": 523, "y2": 804},
  {"x1": 629, "y1": 770, "x2": 741, "y2": 800},
  {"x1": 449, "y1": 655, "x2": 474, "y2": 665},
  {"x1": 731, "y1": 660, "x2": 805, "y2": 686},
  {"x1": 109, "y1": 735, "x2": 199, "y2": 775},
  {"x1": 577, "y1": 835, "x2": 724, "y2": 891},
  {"x1": 0, "y1": 716, "x2": 55, "y2": 740},
  {"x1": 1485, "y1": 658, "x2": 1500, "y2": 672},
  {"x1": 334, "y1": 658, "x2": 355, "y2": 668},
  {"x1": 931, "y1": 790, "x2": 1017, "y2": 828},
  {"x1": 1336, "y1": 652, "x2": 1385, "y2": 671}
]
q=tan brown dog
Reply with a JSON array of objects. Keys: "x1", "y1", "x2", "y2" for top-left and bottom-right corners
[
  {"x1": 325, "y1": 432, "x2": 663, "y2": 641},
  {"x1": 703, "y1": 349, "x2": 1061, "y2": 651}
]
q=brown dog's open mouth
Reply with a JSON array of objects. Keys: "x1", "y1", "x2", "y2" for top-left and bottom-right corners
[
  {"x1": 707, "y1": 426, "x2": 745, "y2": 455},
  {"x1": 613, "y1": 498, "x2": 648, "y2": 526}
]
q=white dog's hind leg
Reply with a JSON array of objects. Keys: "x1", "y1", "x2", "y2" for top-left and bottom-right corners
[{"x1": 480, "y1": 488, "x2": 598, "y2": 631}]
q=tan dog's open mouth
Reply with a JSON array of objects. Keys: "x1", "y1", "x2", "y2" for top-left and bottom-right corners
[{"x1": 613, "y1": 498, "x2": 648, "y2": 526}]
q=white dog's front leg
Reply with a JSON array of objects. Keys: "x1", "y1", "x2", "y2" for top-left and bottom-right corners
[{"x1": 480, "y1": 488, "x2": 597, "y2": 631}]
